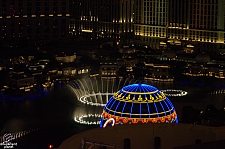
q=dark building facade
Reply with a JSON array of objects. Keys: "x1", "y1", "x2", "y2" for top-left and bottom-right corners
[
  {"x1": 1, "y1": 0, "x2": 225, "y2": 55},
  {"x1": 168, "y1": 0, "x2": 189, "y2": 29},
  {"x1": 69, "y1": 0, "x2": 133, "y2": 43},
  {"x1": 70, "y1": 0, "x2": 225, "y2": 55},
  {"x1": 134, "y1": 0, "x2": 225, "y2": 54},
  {"x1": 0, "y1": 0, "x2": 70, "y2": 44}
]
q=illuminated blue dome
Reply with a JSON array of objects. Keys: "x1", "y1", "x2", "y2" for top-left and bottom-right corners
[{"x1": 100, "y1": 84, "x2": 178, "y2": 128}]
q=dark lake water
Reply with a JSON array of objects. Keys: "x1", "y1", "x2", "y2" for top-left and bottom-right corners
[{"x1": 0, "y1": 79, "x2": 225, "y2": 149}]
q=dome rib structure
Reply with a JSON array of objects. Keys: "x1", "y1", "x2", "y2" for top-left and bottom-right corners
[{"x1": 100, "y1": 84, "x2": 178, "y2": 127}]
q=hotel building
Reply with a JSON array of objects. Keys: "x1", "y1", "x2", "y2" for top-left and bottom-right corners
[
  {"x1": 133, "y1": 0, "x2": 168, "y2": 49},
  {"x1": 0, "y1": 0, "x2": 70, "y2": 44},
  {"x1": 134, "y1": 0, "x2": 225, "y2": 54},
  {"x1": 70, "y1": 0, "x2": 225, "y2": 55},
  {"x1": 69, "y1": 0, "x2": 134, "y2": 43}
]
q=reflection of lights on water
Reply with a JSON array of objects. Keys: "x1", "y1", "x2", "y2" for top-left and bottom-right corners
[
  {"x1": 161, "y1": 89, "x2": 187, "y2": 97},
  {"x1": 79, "y1": 93, "x2": 114, "y2": 106},
  {"x1": 1, "y1": 87, "x2": 49, "y2": 101},
  {"x1": 74, "y1": 114, "x2": 101, "y2": 125},
  {"x1": 208, "y1": 89, "x2": 225, "y2": 94}
]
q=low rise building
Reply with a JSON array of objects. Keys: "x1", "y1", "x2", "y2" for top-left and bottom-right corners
[
  {"x1": 4, "y1": 71, "x2": 34, "y2": 93},
  {"x1": 145, "y1": 62, "x2": 174, "y2": 81},
  {"x1": 56, "y1": 62, "x2": 90, "y2": 83},
  {"x1": 55, "y1": 52, "x2": 76, "y2": 63}
]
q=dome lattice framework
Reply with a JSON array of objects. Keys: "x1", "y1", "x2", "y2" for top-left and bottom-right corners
[{"x1": 100, "y1": 84, "x2": 178, "y2": 127}]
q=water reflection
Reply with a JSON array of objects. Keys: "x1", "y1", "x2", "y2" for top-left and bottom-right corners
[{"x1": 0, "y1": 77, "x2": 225, "y2": 144}]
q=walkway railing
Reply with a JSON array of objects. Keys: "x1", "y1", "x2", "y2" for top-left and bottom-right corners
[{"x1": 81, "y1": 138, "x2": 116, "y2": 149}]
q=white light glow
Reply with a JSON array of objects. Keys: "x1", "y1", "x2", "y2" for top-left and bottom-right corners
[
  {"x1": 79, "y1": 93, "x2": 114, "y2": 106},
  {"x1": 0, "y1": 129, "x2": 39, "y2": 143},
  {"x1": 74, "y1": 114, "x2": 101, "y2": 125},
  {"x1": 103, "y1": 118, "x2": 115, "y2": 128},
  {"x1": 82, "y1": 30, "x2": 93, "y2": 33},
  {"x1": 161, "y1": 89, "x2": 187, "y2": 97}
]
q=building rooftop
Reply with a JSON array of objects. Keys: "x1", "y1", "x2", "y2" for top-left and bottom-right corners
[{"x1": 57, "y1": 123, "x2": 225, "y2": 149}]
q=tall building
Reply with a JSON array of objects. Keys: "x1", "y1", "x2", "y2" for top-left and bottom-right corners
[
  {"x1": 69, "y1": 0, "x2": 133, "y2": 44},
  {"x1": 133, "y1": 0, "x2": 168, "y2": 49},
  {"x1": 193, "y1": 0, "x2": 225, "y2": 54},
  {"x1": 134, "y1": 0, "x2": 225, "y2": 54},
  {"x1": 70, "y1": 0, "x2": 225, "y2": 55},
  {"x1": 168, "y1": 0, "x2": 189, "y2": 29},
  {"x1": 0, "y1": 0, "x2": 70, "y2": 44}
]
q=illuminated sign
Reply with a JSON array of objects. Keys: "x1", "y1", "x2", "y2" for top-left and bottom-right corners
[{"x1": 103, "y1": 118, "x2": 115, "y2": 128}]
